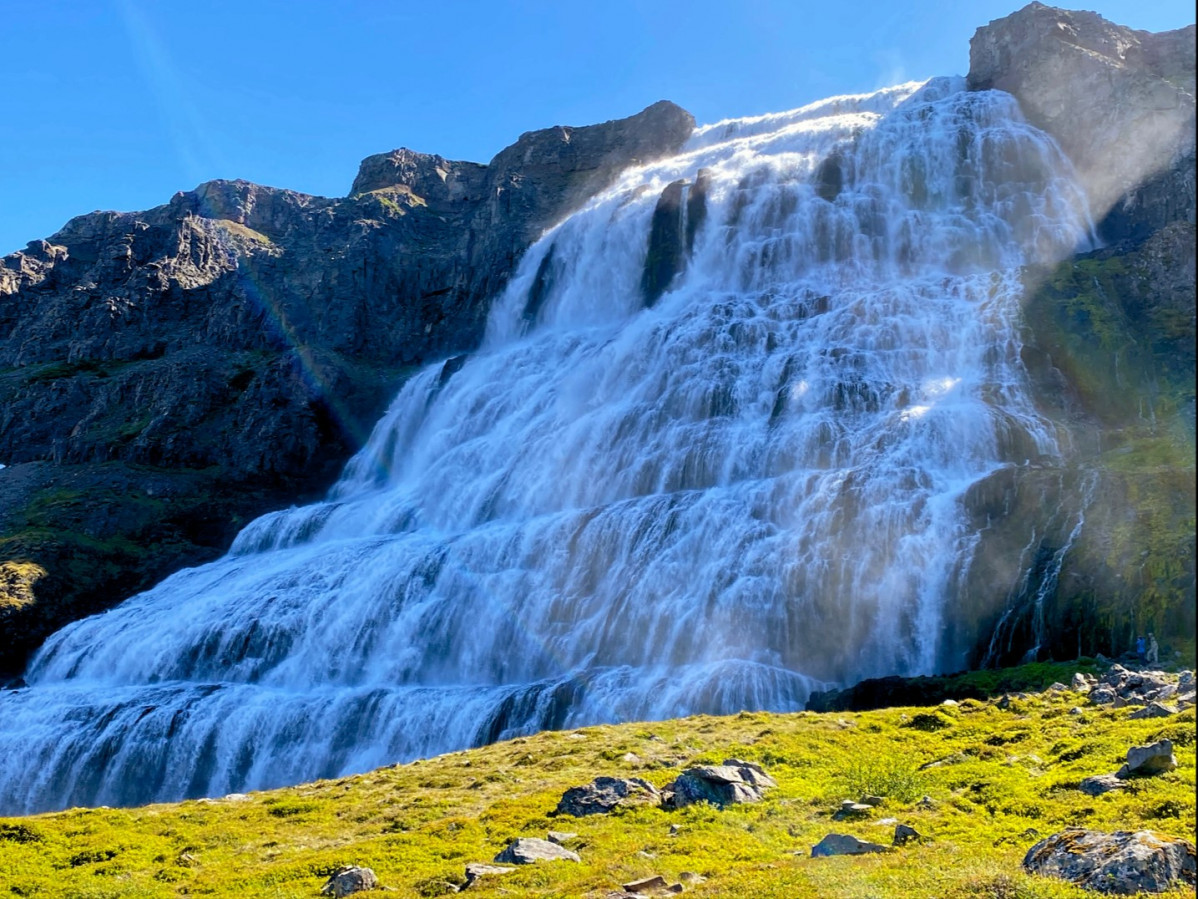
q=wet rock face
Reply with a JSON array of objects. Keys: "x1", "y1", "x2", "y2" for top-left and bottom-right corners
[
  {"x1": 0, "y1": 102, "x2": 694, "y2": 677},
  {"x1": 967, "y1": 3, "x2": 1196, "y2": 242},
  {"x1": 1023, "y1": 828, "x2": 1197, "y2": 894}
]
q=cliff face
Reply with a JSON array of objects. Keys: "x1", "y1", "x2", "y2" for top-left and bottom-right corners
[
  {"x1": 0, "y1": 101, "x2": 694, "y2": 678},
  {"x1": 951, "y1": 3, "x2": 1196, "y2": 667}
]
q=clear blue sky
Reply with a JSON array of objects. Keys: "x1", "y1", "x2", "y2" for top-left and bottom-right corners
[{"x1": 1, "y1": 0, "x2": 1192, "y2": 255}]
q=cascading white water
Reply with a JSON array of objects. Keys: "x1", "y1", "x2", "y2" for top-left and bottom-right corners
[{"x1": 0, "y1": 77, "x2": 1093, "y2": 814}]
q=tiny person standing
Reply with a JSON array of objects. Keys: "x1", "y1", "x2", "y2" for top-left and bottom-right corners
[
  {"x1": 1136, "y1": 634, "x2": 1146, "y2": 662},
  {"x1": 1147, "y1": 633, "x2": 1159, "y2": 664}
]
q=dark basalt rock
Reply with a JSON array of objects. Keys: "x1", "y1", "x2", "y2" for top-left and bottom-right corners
[{"x1": 641, "y1": 179, "x2": 688, "y2": 307}]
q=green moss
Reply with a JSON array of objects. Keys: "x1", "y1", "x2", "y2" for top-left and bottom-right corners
[{"x1": 0, "y1": 681, "x2": 1192, "y2": 898}]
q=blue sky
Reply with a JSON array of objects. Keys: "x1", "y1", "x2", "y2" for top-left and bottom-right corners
[{"x1": 0, "y1": 1, "x2": 1193, "y2": 255}]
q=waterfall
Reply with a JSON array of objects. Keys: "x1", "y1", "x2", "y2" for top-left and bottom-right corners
[{"x1": 0, "y1": 77, "x2": 1093, "y2": 814}]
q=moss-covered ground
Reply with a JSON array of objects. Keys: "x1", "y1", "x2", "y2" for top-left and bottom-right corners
[{"x1": 1, "y1": 674, "x2": 1193, "y2": 898}]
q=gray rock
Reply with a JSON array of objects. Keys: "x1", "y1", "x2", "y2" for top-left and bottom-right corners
[
  {"x1": 1089, "y1": 687, "x2": 1118, "y2": 705},
  {"x1": 1128, "y1": 702, "x2": 1177, "y2": 720},
  {"x1": 833, "y1": 800, "x2": 873, "y2": 821},
  {"x1": 1071, "y1": 672, "x2": 1090, "y2": 691},
  {"x1": 555, "y1": 776, "x2": 661, "y2": 816},
  {"x1": 1119, "y1": 740, "x2": 1178, "y2": 777},
  {"x1": 494, "y1": 837, "x2": 580, "y2": 865},
  {"x1": 546, "y1": 830, "x2": 577, "y2": 845},
  {"x1": 1078, "y1": 774, "x2": 1125, "y2": 796},
  {"x1": 664, "y1": 760, "x2": 777, "y2": 809},
  {"x1": 1023, "y1": 828, "x2": 1197, "y2": 894},
  {"x1": 811, "y1": 833, "x2": 889, "y2": 858},
  {"x1": 893, "y1": 824, "x2": 923, "y2": 846},
  {"x1": 463, "y1": 862, "x2": 514, "y2": 888},
  {"x1": 622, "y1": 875, "x2": 669, "y2": 893},
  {"x1": 858, "y1": 795, "x2": 885, "y2": 807},
  {"x1": 1047, "y1": 682, "x2": 1069, "y2": 693},
  {"x1": 320, "y1": 866, "x2": 380, "y2": 897}
]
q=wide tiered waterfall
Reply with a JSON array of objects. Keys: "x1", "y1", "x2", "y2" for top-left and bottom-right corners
[{"x1": 0, "y1": 77, "x2": 1092, "y2": 814}]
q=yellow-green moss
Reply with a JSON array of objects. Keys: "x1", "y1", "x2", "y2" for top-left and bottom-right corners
[{"x1": 0, "y1": 688, "x2": 1193, "y2": 898}]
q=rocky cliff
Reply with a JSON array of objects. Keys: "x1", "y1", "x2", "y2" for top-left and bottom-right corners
[
  {"x1": 952, "y1": 3, "x2": 1196, "y2": 666},
  {"x1": 0, "y1": 101, "x2": 694, "y2": 678}
]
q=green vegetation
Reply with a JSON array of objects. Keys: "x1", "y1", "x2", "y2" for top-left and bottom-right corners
[
  {"x1": 0, "y1": 681, "x2": 1192, "y2": 897},
  {"x1": 0, "y1": 562, "x2": 45, "y2": 612}
]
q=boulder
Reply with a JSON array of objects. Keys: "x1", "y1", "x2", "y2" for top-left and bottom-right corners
[
  {"x1": 1023, "y1": 828, "x2": 1197, "y2": 894},
  {"x1": 1118, "y1": 740, "x2": 1178, "y2": 778},
  {"x1": 319, "y1": 866, "x2": 379, "y2": 897},
  {"x1": 546, "y1": 830, "x2": 577, "y2": 845},
  {"x1": 555, "y1": 776, "x2": 661, "y2": 817},
  {"x1": 811, "y1": 833, "x2": 889, "y2": 858},
  {"x1": 893, "y1": 824, "x2": 923, "y2": 846},
  {"x1": 1078, "y1": 774, "x2": 1125, "y2": 797},
  {"x1": 1071, "y1": 672, "x2": 1090, "y2": 691},
  {"x1": 494, "y1": 837, "x2": 580, "y2": 865},
  {"x1": 663, "y1": 760, "x2": 776, "y2": 809}
]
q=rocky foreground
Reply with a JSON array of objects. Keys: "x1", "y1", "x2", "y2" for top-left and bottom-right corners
[{"x1": 0, "y1": 662, "x2": 1193, "y2": 897}]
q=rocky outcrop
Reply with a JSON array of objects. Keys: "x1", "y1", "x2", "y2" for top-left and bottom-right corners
[
  {"x1": 968, "y1": 2, "x2": 1196, "y2": 242},
  {"x1": 0, "y1": 102, "x2": 694, "y2": 677},
  {"x1": 1023, "y1": 829, "x2": 1196, "y2": 894}
]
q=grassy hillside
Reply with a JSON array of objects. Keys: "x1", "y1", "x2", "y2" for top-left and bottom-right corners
[{"x1": 0, "y1": 677, "x2": 1194, "y2": 898}]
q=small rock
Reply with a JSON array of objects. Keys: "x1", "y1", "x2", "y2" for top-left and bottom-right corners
[
  {"x1": 874, "y1": 817, "x2": 899, "y2": 826},
  {"x1": 1069, "y1": 707, "x2": 1084, "y2": 715},
  {"x1": 1118, "y1": 739, "x2": 1178, "y2": 778},
  {"x1": 1023, "y1": 828, "x2": 1196, "y2": 894},
  {"x1": 811, "y1": 833, "x2": 889, "y2": 857},
  {"x1": 1078, "y1": 774, "x2": 1125, "y2": 797},
  {"x1": 464, "y1": 863, "x2": 514, "y2": 888},
  {"x1": 917, "y1": 795, "x2": 935, "y2": 809},
  {"x1": 1046, "y1": 682, "x2": 1069, "y2": 693},
  {"x1": 1128, "y1": 702, "x2": 1177, "y2": 720},
  {"x1": 836, "y1": 717, "x2": 855, "y2": 728},
  {"x1": 622, "y1": 875, "x2": 669, "y2": 893},
  {"x1": 622, "y1": 752, "x2": 644, "y2": 765},
  {"x1": 1071, "y1": 673, "x2": 1090, "y2": 691},
  {"x1": 668, "y1": 824, "x2": 682, "y2": 836},
  {"x1": 547, "y1": 830, "x2": 577, "y2": 845},
  {"x1": 893, "y1": 824, "x2": 923, "y2": 846},
  {"x1": 832, "y1": 801, "x2": 873, "y2": 821},
  {"x1": 494, "y1": 837, "x2": 580, "y2": 865},
  {"x1": 858, "y1": 795, "x2": 885, "y2": 807},
  {"x1": 1089, "y1": 686, "x2": 1118, "y2": 705},
  {"x1": 678, "y1": 872, "x2": 705, "y2": 884},
  {"x1": 556, "y1": 776, "x2": 661, "y2": 816},
  {"x1": 320, "y1": 866, "x2": 380, "y2": 897}
]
